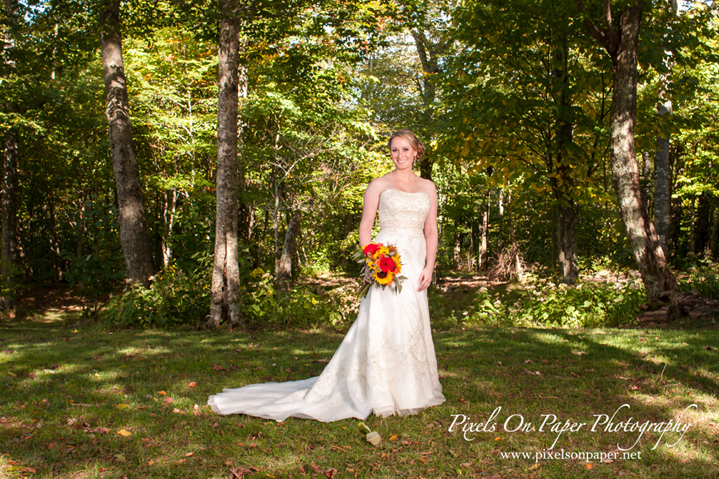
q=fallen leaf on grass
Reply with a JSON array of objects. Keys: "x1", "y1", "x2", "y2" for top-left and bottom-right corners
[
  {"x1": 366, "y1": 431, "x2": 382, "y2": 446},
  {"x1": 188, "y1": 382, "x2": 196, "y2": 388},
  {"x1": 157, "y1": 391, "x2": 167, "y2": 396},
  {"x1": 324, "y1": 468, "x2": 338, "y2": 478},
  {"x1": 704, "y1": 346, "x2": 716, "y2": 351},
  {"x1": 212, "y1": 363, "x2": 226, "y2": 371},
  {"x1": 117, "y1": 429, "x2": 132, "y2": 437},
  {"x1": 389, "y1": 435, "x2": 398, "y2": 441},
  {"x1": 629, "y1": 385, "x2": 640, "y2": 391},
  {"x1": 163, "y1": 397, "x2": 173, "y2": 404},
  {"x1": 230, "y1": 466, "x2": 252, "y2": 479},
  {"x1": 115, "y1": 454, "x2": 126, "y2": 462},
  {"x1": 172, "y1": 408, "x2": 184, "y2": 414},
  {"x1": 602, "y1": 457, "x2": 614, "y2": 464},
  {"x1": 117, "y1": 404, "x2": 129, "y2": 410},
  {"x1": 585, "y1": 464, "x2": 593, "y2": 469},
  {"x1": 185, "y1": 452, "x2": 194, "y2": 457},
  {"x1": 311, "y1": 461, "x2": 322, "y2": 472}
]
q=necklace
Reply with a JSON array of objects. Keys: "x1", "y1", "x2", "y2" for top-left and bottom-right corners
[{"x1": 393, "y1": 169, "x2": 417, "y2": 186}]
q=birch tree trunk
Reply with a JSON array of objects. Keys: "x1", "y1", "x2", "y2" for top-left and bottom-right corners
[
  {"x1": 576, "y1": 0, "x2": 678, "y2": 301},
  {"x1": 653, "y1": 1, "x2": 678, "y2": 258},
  {"x1": 100, "y1": 0, "x2": 154, "y2": 286},
  {"x1": 208, "y1": 0, "x2": 242, "y2": 328},
  {"x1": 479, "y1": 194, "x2": 489, "y2": 269}
]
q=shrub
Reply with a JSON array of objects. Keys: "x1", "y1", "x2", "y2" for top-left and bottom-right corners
[
  {"x1": 243, "y1": 269, "x2": 359, "y2": 329},
  {"x1": 681, "y1": 266, "x2": 719, "y2": 300},
  {"x1": 468, "y1": 278, "x2": 645, "y2": 328},
  {"x1": 101, "y1": 263, "x2": 210, "y2": 328}
]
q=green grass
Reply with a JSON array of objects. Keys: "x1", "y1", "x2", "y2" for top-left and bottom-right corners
[{"x1": 1, "y1": 310, "x2": 718, "y2": 478}]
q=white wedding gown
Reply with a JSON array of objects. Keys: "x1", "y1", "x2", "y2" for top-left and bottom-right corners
[{"x1": 208, "y1": 188, "x2": 445, "y2": 422}]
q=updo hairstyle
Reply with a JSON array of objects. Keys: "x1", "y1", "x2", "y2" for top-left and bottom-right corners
[{"x1": 387, "y1": 129, "x2": 425, "y2": 161}]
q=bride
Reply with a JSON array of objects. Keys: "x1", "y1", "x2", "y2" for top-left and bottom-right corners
[{"x1": 208, "y1": 129, "x2": 445, "y2": 422}]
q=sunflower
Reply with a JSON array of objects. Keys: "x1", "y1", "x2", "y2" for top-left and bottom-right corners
[{"x1": 374, "y1": 270, "x2": 394, "y2": 286}]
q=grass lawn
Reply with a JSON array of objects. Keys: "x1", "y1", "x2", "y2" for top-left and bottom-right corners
[{"x1": 1, "y1": 302, "x2": 718, "y2": 478}]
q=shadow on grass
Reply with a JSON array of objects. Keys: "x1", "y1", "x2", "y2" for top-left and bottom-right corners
[{"x1": 1, "y1": 317, "x2": 718, "y2": 478}]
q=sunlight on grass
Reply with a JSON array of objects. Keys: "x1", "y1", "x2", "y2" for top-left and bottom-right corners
[{"x1": 2, "y1": 321, "x2": 718, "y2": 478}]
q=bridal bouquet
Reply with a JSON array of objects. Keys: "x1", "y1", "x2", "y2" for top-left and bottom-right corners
[{"x1": 354, "y1": 242, "x2": 408, "y2": 297}]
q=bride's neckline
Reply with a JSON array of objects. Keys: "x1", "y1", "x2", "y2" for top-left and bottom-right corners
[{"x1": 381, "y1": 188, "x2": 429, "y2": 197}]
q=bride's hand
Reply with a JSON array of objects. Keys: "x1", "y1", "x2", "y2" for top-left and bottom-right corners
[
  {"x1": 363, "y1": 265, "x2": 372, "y2": 284},
  {"x1": 417, "y1": 266, "x2": 433, "y2": 291}
]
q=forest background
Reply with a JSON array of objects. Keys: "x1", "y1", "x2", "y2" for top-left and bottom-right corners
[{"x1": 1, "y1": 0, "x2": 718, "y2": 330}]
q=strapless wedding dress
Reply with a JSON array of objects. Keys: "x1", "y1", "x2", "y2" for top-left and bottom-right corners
[{"x1": 208, "y1": 188, "x2": 445, "y2": 422}]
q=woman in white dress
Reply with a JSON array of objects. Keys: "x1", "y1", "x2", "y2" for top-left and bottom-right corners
[{"x1": 208, "y1": 129, "x2": 445, "y2": 422}]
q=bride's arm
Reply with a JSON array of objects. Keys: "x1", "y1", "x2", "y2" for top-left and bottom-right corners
[
  {"x1": 418, "y1": 182, "x2": 438, "y2": 291},
  {"x1": 359, "y1": 180, "x2": 382, "y2": 247}
]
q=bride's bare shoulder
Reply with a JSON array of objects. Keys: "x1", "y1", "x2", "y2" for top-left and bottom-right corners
[
  {"x1": 366, "y1": 176, "x2": 392, "y2": 194},
  {"x1": 419, "y1": 178, "x2": 437, "y2": 195}
]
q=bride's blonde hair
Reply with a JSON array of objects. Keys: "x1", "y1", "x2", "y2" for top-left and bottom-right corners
[{"x1": 388, "y1": 129, "x2": 425, "y2": 160}]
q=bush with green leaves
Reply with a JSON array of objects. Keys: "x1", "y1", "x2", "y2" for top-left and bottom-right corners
[
  {"x1": 101, "y1": 263, "x2": 210, "y2": 328},
  {"x1": 681, "y1": 265, "x2": 719, "y2": 300},
  {"x1": 468, "y1": 278, "x2": 646, "y2": 328},
  {"x1": 243, "y1": 269, "x2": 360, "y2": 329}
]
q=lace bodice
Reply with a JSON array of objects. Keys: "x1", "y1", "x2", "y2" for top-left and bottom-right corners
[{"x1": 379, "y1": 189, "x2": 430, "y2": 240}]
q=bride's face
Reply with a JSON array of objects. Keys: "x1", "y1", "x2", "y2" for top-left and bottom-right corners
[{"x1": 390, "y1": 137, "x2": 417, "y2": 171}]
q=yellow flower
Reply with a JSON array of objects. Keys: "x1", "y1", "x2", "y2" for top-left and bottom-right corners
[
  {"x1": 374, "y1": 270, "x2": 394, "y2": 286},
  {"x1": 377, "y1": 246, "x2": 390, "y2": 256}
]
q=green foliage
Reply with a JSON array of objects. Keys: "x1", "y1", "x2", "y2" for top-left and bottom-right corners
[
  {"x1": 468, "y1": 279, "x2": 646, "y2": 328},
  {"x1": 681, "y1": 266, "x2": 719, "y2": 300},
  {"x1": 244, "y1": 269, "x2": 359, "y2": 328},
  {"x1": 101, "y1": 263, "x2": 210, "y2": 328}
]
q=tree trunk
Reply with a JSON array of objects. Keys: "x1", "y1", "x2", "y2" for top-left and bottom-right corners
[
  {"x1": 161, "y1": 189, "x2": 178, "y2": 267},
  {"x1": 411, "y1": 29, "x2": 445, "y2": 181},
  {"x1": 497, "y1": 188, "x2": 504, "y2": 250},
  {"x1": 577, "y1": 0, "x2": 678, "y2": 301},
  {"x1": 237, "y1": 49, "x2": 250, "y2": 243},
  {"x1": 100, "y1": 0, "x2": 154, "y2": 286},
  {"x1": 654, "y1": 99, "x2": 672, "y2": 257},
  {"x1": 550, "y1": 31, "x2": 579, "y2": 285},
  {"x1": 710, "y1": 204, "x2": 719, "y2": 260},
  {"x1": 1, "y1": 1, "x2": 18, "y2": 309},
  {"x1": 277, "y1": 210, "x2": 302, "y2": 289},
  {"x1": 694, "y1": 192, "x2": 712, "y2": 257},
  {"x1": 479, "y1": 194, "x2": 489, "y2": 269},
  {"x1": 453, "y1": 230, "x2": 461, "y2": 267},
  {"x1": 556, "y1": 201, "x2": 579, "y2": 284},
  {"x1": 1, "y1": 130, "x2": 18, "y2": 309},
  {"x1": 208, "y1": 0, "x2": 241, "y2": 328}
]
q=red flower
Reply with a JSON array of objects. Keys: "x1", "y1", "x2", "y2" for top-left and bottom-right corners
[
  {"x1": 378, "y1": 256, "x2": 396, "y2": 273},
  {"x1": 363, "y1": 243, "x2": 382, "y2": 256}
]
